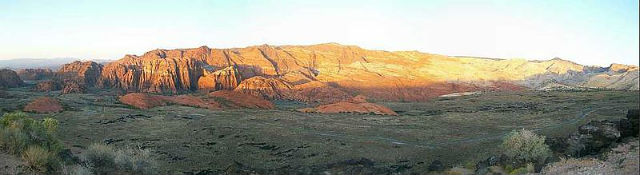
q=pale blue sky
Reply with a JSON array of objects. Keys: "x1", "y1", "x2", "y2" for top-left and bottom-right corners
[{"x1": 0, "y1": 0, "x2": 638, "y2": 66}]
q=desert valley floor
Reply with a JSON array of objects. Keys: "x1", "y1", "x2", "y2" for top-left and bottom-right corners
[{"x1": 1, "y1": 86, "x2": 638, "y2": 174}]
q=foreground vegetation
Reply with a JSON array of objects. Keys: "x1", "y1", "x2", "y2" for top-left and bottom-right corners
[
  {"x1": 0, "y1": 112, "x2": 63, "y2": 173},
  {"x1": 1, "y1": 88, "x2": 638, "y2": 174},
  {"x1": 0, "y1": 112, "x2": 158, "y2": 175}
]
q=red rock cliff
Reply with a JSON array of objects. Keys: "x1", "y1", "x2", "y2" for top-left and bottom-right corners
[{"x1": 58, "y1": 61, "x2": 103, "y2": 86}]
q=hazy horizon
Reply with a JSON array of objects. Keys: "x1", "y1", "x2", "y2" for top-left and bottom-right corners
[{"x1": 1, "y1": 0, "x2": 638, "y2": 66}]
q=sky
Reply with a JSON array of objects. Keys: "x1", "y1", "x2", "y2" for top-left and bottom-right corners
[{"x1": 0, "y1": 0, "x2": 638, "y2": 66}]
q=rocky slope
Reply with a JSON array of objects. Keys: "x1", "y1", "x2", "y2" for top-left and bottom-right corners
[
  {"x1": 119, "y1": 93, "x2": 221, "y2": 109},
  {"x1": 209, "y1": 90, "x2": 274, "y2": 109},
  {"x1": 23, "y1": 97, "x2": 63, "y2": 113},
  {"x1": 298, "y1": 95, "x2": 398, "y2": 115},
  {"x1": 80, "y1": 43, "x2": 639, "y2": 102}
]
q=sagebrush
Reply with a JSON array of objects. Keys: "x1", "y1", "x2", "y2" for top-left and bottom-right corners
[
  {"x1": 81, "y1": 143, "x2": 158, "y2": 175},
  {"x1": 501, "y1": 129, "x2": 551, "y2": 164}
]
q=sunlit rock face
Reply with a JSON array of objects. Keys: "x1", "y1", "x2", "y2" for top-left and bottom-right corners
[
  {"x1": 58, "y1": 61, "x2": 103, "y2": 86},
  {"x1": 197, "y1": 66, "x2": 242, "y2": 92},
  {"x1": 95, "y1": 43, "x2": 638, "y2": 101}
]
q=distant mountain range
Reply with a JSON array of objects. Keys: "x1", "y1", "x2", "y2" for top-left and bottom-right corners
[{"x1": 0, "y1": 58, "x2": 112, "y2": 70}]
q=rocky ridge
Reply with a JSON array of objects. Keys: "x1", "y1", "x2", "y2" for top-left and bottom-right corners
[
  {"x1": 3, "y1": 43, "x2": 637, "y2": 104},
  {"x1": 96, "y1": 44, "x2": 638, "y2": 103}
]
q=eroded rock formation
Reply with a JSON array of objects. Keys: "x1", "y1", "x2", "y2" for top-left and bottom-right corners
[
  {"x1": 197, "y1": 66, "x2": 241, "y2": 92},
  {"x1": 35, "y1": 80, "x2": 62, "y2": 92},
  {"x1": 81, "y1": 43, "x2": 639, "y2": 102},
  {"x1": 287, "y1": 81, "x2": 352, "y2": 104},
  {"x1": 234, "y1": 76, "x2": 292, "y2": 99},
  {"x1": 209, "y1": 90, "x2": 274, "y2": 109},
  {"x1": 298, "y1": 95, "x2": 398, "y2": 115},
  {"x1": 0, "y1": 69, "x2": 24, "y2": 89},
  {"x1": 167, "y1": 95, "x2": 221, "y2": 109},
  {"x1": 58, "y1": 61, "x2": 103, "y2": 86},
  {"x1": 99, "y1": 49, "x2": 205, "y2": 93},
  {"x1": 119, "y1": 93, "x2": 220, "y2": 110},
  {"x1": 119, "y1": 93, "x2": 167, "y2": 109},
  {"x1": 23, "y1": 97, "x2": 63, "y2": 113},
  {"x1": 62, "y1": 80, "x2": 86, "y2": 94}
]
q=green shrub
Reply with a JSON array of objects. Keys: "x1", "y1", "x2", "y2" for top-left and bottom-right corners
[
  {"x1": 82, "y1": 143, "x2": 158, "y2": 175},
  {"x1": 42, "y1": 117, "x2": 59, "y2": 134},
  {"x1": 115, "y1": 146, "x2": 158, "y2": 174},
  {"x1": 508, "y1": 163, "x2": 534, "y2": 174},
  {"x1": 22, "y1": 146, "x2": 57, "y2": 173},
  {"x1": 0, "y1": 112, "x2": 30, "y2": 127},
  {"x1": 501, "y1": 129, "x2": 551, "y2": 164},
  {"x1": 83, "y1": 143, "x2": 117, "y2": 173},
  {"x1": 62, "y1": 164, "x2": 94, "y2": 175},
  {"x1": 0, "y1": 112, "x2": 64, "y2": 173},
  {"x1": 0, "y1": 112, "x2": 63, "y2": 153},
  {"x1": 0, "y1": 127, "x2": 29, "y2": 154}
]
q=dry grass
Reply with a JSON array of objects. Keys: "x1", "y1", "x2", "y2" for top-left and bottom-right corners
[{"x1": 22, "y1": 146, "x2": 55, "y2": 173}]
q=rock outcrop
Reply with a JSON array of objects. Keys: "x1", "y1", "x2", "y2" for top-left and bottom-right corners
[
  {"x1": 17, "y1": 68, "x2": 55, "y2": 81},
  {"x1": 287, "y1": 81, "x2": 352, "y2": 104},
  {"x1": 119, "y1": 93, "x2": 168, "y2": 109},
  {"x1": 197, "y1": 66, "x2": 241, "y2": 92},
  {"x1": 609, "y1": 64, "x2": 638, "y2": 73},
  {"x1": 566, "y1": 120, "x2": 622, "y2": 156},
  {"x1": 209, "y1": 90, "x2": 274, "y2": 109},
  {"x1": 233, "y1": 77, "x2": 351, "y2": 104},
  {"x1": 58, "y1": 61, "x2": 103, "y2": 86},
  {"x1": 298, "y1": 95, "x2": 398, "y2": 115},
  {"x1": 23, "y1": 97, "x2": 63, "y2": 113},
  {"x1": 62, "y1": 80, "x2": 86, "y2": 94},
  {"x1": 547, "y1": 110, "x2": 639, "y2": 158},
  {"x1": 234, "y1": 76, "x2": 292, "y2": 99},
  {"x1": 622, "y1": 109, "x2": 639, "y2": 137},
  {"x1": 166, "y1": 95, "x2": 221, "y2": 109},
  {"x1": 0, "y1": 69, "x2": 24, "y2": 89},
  {"x1": 99, "y1": 48, "x2": 207, "y2": 93},
  {"x1": 119, "y1": 93, "x2": 220, "y2": 110},
  {"x1": 35, "y1": 80, "x2": 62, "y2": 92}
]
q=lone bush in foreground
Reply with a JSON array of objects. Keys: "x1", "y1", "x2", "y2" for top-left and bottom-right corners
[
  {"x1": 501, "y1": 129, "x2": 551, "y2": 164},
  {"x1": 83, "y1": 143, "x2": 117, "y2": 173},
  {"x1": 82, "y1": 143, "x2": 158, "y2": 175},
  {"x1": 22, "y1": 145, "x2": 58, "y2": 173}
]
